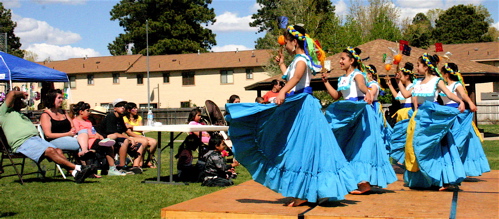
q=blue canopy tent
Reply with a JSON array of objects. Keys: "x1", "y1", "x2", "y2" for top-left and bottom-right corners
[{"x1": 0, "y1": 51, "x2": 68, "y2": 89}]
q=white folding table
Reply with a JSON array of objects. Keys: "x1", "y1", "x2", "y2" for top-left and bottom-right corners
[{"x1": 133, "y1": 125, "x2": 228, "y2": 184}]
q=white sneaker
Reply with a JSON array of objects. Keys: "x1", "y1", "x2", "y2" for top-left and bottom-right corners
[
  {"x1": 120, "y1": 169, "x2": 135, "y2": 175},
  {"x1": 108, "y1": 168, "x2": 126, "y2": 176},
  {"x1": 99, "y1": 138, "x2": 116, "y2": 147}
]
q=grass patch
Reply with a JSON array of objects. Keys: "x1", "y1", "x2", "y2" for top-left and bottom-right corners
[{"x1": 0, "y1": 132, "x2": 251, "y2": 218}]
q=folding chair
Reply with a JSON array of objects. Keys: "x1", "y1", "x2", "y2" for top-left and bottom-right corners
[
  {"x1": 0, "y1": 127, "x2": 46, "y2": 185},
  {"x1": 35, "y1": 124, "x2": 68, "y2": 179}
]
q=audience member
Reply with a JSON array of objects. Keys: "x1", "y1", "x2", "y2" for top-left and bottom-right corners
[
  {"x1": 88, "y1": 106, "x2": 125, "y2": 176},
  {"x1": 40, "y1": 89, "x2": 81, "y2": 159},
  {"x1": 97, "y1": 98, "x2": 142, "y2": 174},
  {"x1": 175, "y1": 134, "x2": 202, "y2": 182},
  {"x1": 0, "y1": 90, "x2": 94, "y2": 183},
  {"x1": 263, "y1": 80, "x2": 284, "y2": 103},
  {"x1": 124, "y1": 102, "x2": 158, "y2": 168},
  {"x1": 228, "y1": 95, "x2": 240, "y2": 103},
  {"x1": 201, "y1": 134, "x2": 239, "y2": 187}
]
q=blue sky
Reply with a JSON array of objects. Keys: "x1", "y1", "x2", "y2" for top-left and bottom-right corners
[{"x1": 2, "y1": 0, "x2": 498, "y2": 61}]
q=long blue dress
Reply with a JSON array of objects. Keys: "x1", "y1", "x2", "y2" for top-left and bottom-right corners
[
  {"x1": 226, "y1": 93, "x2": 357, "y2": 202},
  {"x1": 402, "y1": 77, "x2": 466, "y2": 188},
  {"x1": 325, "y1": 70, "x2": 397, "y2": 188},
  {"x1": 448, "y1": 111, "x2": 490, "y2": 176},
  {"x1": 440, "y1": 82, "x2": 490, "y2": 176}
]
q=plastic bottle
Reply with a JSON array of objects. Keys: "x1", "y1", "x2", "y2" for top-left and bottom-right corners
[
  {"x1": 147, "y1": 110, "x2": 154, "y2": 126},
  {"x1": 91, "y1": 127, "x2": 96, "y2": 135}
]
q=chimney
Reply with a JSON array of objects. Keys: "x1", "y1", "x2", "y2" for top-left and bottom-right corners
[
  {"x1": 251, "y1": 51, "x2": 255, "y2": 57},
  {"x1": 198, "y1": 50, "x2": 200, "y2": 55},
  {"x1": 236, "y1": 48, "x2": 239, "y2": 53}
]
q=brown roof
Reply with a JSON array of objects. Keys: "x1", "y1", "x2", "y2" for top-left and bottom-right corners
[
  {"x1": 246, "y1": 39, "x2": 499, "y2": 91},
  {"x1": 38, "y1": 55, "x2": 142, "y2": 74},
  {"x1": 427, "y1": 42, "x2": 499, "y2": 62},
  {"x1": 127, "y1": 50, "x2": 273, "y2": 73}
]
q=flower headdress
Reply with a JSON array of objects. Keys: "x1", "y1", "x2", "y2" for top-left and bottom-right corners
[
  {"x1": 444, "y1": 63, "x2": 467, "y2": 94},
  {"x1": 365, "y1": 65, "x2": 380, "y2": 85},
  {"x1": 287, "y1": 25, "x2": 325, "y2": 75},
  {"x1": 422, "y1": 53, "x2": 445, "y2": 82}
]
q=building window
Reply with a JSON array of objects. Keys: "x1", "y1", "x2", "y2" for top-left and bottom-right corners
[
  {"x1": 180, "y1": 101, "x2": 190, "y2": 108},
  {"x1": 137, "y1": 74, "x2": 143, "y2": 84},
  {"x1": 112, "y1": 73, "x2": 119, "y2": 84},
  {"x1": 163, "y1": 72, "x2": 170, "y2": 83},
  {"x1": 64, "y1": 75, "x2": 77, "y2": 89},
  {"x1": 139, "y1": 103, "x2": 157, "y2": 109},
  {"x1": 246, "y1": 69, "x2": 253, "y2": 79},
  {"x1": 220, "y1": 70, "x2": 234, "y2": 84},
  {"x1": 182, "y1": 72, "x2": 195, "y2": 85},
  {"x1": 87, "y1": 74, "x2": 94, "y2": 85}
]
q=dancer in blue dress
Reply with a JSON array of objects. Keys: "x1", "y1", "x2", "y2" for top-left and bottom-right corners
[
  {"x1": 404, "y1": 54, "x2": 466, "y2": 190},
  {"x1": 366, "y1": 65, "x2": 392, "y2": 153},
  {"x1": 384, "y1": 62, "x2": 416, "y2": 162},
  {"x1": 440, "y1": 63, "x2": 490, "y2": 177},
  {"x1": 322, "y1": 48, "x2": 397, "y2": 194},
  {"x1": 226, "y1": 25, "x2": 357, "y2": 207}
]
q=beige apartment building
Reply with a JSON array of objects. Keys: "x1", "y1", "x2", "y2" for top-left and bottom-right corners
[{"x1": 35, "y1": 50, "x2": 273, "y2": 109}]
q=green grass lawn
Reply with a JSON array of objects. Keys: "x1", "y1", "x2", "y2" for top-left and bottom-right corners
[{"x1": 1, "y1": 127, "x2": 497, "y2": 218}]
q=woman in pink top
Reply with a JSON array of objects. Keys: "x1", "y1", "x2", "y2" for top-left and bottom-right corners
[{"x1": 72, "y1": 101, "x2": 105, "y2": 154}]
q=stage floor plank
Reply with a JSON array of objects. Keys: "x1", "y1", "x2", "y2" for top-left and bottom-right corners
[{"x1": 161, "y1": 171, "x2": 499, "y2": 219}]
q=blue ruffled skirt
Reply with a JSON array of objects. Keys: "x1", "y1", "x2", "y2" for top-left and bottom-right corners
[
  {"x1": 225, "y1": 93, "x2": 357, "y2": 202},
  {"x1": 325, "y1": 101, "x2": 397, "y2": 188},
  {"x1": 389, "y1": 110, "x2": 414, "y2": 163},
  {"x1": 447, "y1": 110, "x2": 490, "y2": 176},
  {"x1": 403, "y1": 102, "x2": 466, "y2": 188}
]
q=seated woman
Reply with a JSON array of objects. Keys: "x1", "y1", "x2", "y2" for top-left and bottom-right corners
[
  {"x1": 123, "y1": 102, "x2": 158, "y2": 168},
  {"x1": 40, "y1": 89, "x2": 81, "y2": 158}
]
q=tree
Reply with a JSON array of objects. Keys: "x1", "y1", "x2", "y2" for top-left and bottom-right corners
[
  {"x1": 349, "y1": 0, "x2": 401, "y2": 41},
  {"x1": 108, "y1": 0, "x2": 216, "y2": 56},
  {"x1": 250, "y1": 0, "x2": 338, "y2": 76},
  {"x1": 402, "y1": 13, "x2": 432, "y2": 48},
  {"x1": 24, "y1": 50, "x2": 38, "y2": 62},
  {"x1": 0, "y1": 2, "x2": 23, "y2": 58},
  {"x1": 433, "y1": 4, "x2": 490, "y2": 44}
]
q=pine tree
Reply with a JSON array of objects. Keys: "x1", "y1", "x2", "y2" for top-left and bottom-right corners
[{"x1": 108, "y1": 0, "x2": 216, "y2": 56}]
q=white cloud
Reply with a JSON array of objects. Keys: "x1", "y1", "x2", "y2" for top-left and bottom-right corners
[
  {"x1": 250, "y1": 2, "x2": 260, "y2": 13},
  {"x1": 24, "y1": 43, "x2": 100, "y2": 62},
  {"x1": 2, "y1": 0, "x2": 21, "y2": 8},
  {"x1": 33, "y1": 0, "x2": 87, "y2": 5},
  {"x1": 334, "y1": 0, "x2": 348, "y2": 18},
  {"x1": 14, "y1": 17, "x2": 81, "y2": 45},
  {"x1": 493, "y1": 21, "x2": 499, "y2": 29},
  {"x1": 396, "y1": 0, "x2": 443, "y2": 9},
  {"x1": 398, "y1": 7, "x2": 431, "y2": 22},
  {"x1": 208, "y1": 11, "x2": 257, "y2": 32},
  {"x1": 211, "y1": 44, "x2": 252, "y2": 52}
]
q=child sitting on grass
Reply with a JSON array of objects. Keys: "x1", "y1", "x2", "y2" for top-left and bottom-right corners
[
  {"x1": 175, "y1": 134, "x2": 202, "y2": 182},
  {"x1": 201, "y1": 134, "x2": 239, "y2": 187}
]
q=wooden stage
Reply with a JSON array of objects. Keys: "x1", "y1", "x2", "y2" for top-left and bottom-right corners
[{"x1": 162, "y1": 170, "x2": 498, "y2": 218}]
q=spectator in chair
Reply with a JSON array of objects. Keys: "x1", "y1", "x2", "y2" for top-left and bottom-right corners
[
  {"x1": 124, "y1": 102, "x2": 158, "y2": 168},
  {"x1": 0, "y1": 90, "x2": 94, "y2": 183},
  {"x1": 40, "y1": 89, "x2": 82, "y2": 162},
  {"x1": 96, "y1": 98, "x2": 143, "y2": 174}
]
